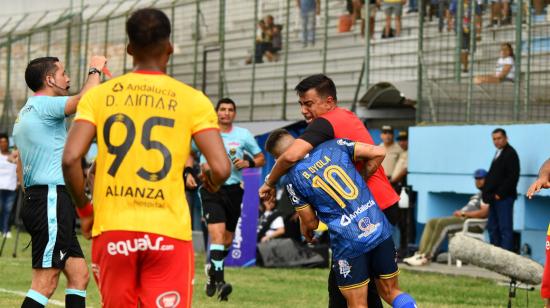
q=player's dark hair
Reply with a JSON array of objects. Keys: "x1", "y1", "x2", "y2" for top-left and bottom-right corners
[
  {"x1": 216, "y1": 98, "x2": 237, "y2": 111},
  {"x1": 0, "y1": 133, "x2": 8, "y2": 141},
  {"x1": 492, "y1": 128, "x2": 507, "y2": 136},
  {"x1": 25, "y1": 57, "x2": 60, "y2": 92},
  {"x1": 295, "y1": 74, "x2": 338, "y2": 101},
  {"x1": 265, "y1": 129, "x2": 291, "y2": 156},
  {"x1": 126, "y1": 8, "x2": 171, "y2": 51}
]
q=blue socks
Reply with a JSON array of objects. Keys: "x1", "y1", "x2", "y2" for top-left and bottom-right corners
[{"x1": 392, "y1": 293, "x2": 417, "y2": 308}]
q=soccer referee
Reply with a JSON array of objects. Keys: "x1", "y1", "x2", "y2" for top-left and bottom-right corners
[{"x1": 13, "y1": 55, "x2": 106, "y2": 308}]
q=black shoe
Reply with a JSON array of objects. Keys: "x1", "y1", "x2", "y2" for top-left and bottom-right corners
[
  {"x1": 205, "y1": 264, "x2": 217, "y2": 297},
  {"x1": 217, "y1": 282, "x2": 233, "y2": 301}
]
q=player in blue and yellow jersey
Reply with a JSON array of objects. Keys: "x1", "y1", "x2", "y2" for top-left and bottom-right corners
[
  {"x1": 265, "y1": 129, "x2": 416, "y2": 308},
  {"x1": 190, "y1": 98, "x2": 265, "y2": 300}
]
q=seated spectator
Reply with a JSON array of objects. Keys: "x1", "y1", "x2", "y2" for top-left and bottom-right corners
[
  {"x1": 381, "y1": 0, "x2": 406, "y2": 38},
  {"x1": 257, "y1": 199, "x2": 285, "y2": 243},
  {"x1": 474, "y1": 43, "x2": 515, "y2": 84},
  {"x1": 265, "y1": 24, "x2": 282, "y2": 62},
  {"x1": 403, "y1": 169, "x2": 489, "y2": 266}
]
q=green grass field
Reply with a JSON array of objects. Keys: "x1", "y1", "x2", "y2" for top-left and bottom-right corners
[{"x1": 0, "y1": 231, "x2": 543, "y2": 307}]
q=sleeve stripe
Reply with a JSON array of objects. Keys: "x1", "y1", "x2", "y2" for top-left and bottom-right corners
[
  {"x1": 192, "y1": 127, "x2": 220, "y2": 136},
  {"x1": 74, "y1": 118, "x2": 96, "y2": 126},
  {"x1": 295, "y1": 204, "x2": 311, "y2": 211}
]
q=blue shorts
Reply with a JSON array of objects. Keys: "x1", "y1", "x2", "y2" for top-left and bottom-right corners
[{"x1": 333, "y1": 237, "x2": 399, "y2": 290}]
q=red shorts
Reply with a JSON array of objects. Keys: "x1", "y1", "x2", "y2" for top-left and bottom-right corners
[
  {"x1": 542, "y1": 229, "x2": 550, "y2": 299},
  {"x1": 91, "y1": 231, "x2": 194, "y2": 308}
]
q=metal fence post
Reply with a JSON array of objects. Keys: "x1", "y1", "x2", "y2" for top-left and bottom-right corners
[
  {"x1": 76, "y1": 13, "x2": 83, "y2": 90},
  {"x1": 84, "y1": 21, "x2": 90, "y2": 83},
  {"x1": 466, "y1": 0, "x2": 477, "y2": 122},
  {"x1": 170, "y1": 1, "x2": 176, "y2": 76},
  {"x1": 193, "y1": 1, "x2": 200, "y2": 89},
  {"x1": 25, "y1": 34, "x2": 32, "y2": 99},
  {"x1": 417, "y1": 0, "x2": 424, "y2": 123},
  {"x1": 218, "y1": 0, "x2": 226, "y2": 99},
  {"x1": 513, "y1": 0, "x2": 523, "y2": 121},
  {"x1": 281, "y1": 0, "x2": 291, "y2": 120},
  {"x1": 249, "y1": 0, "x2": 259, "y2": 121},
  {"x1": 455, "y1": 0, "x2": 464, "y2": 82},
  {"x1": 322, "y1": 0, "x2": 329, "y2": 74},
  {"x1": 2, "y1": 36, "x2": 13, "y2": 133},
  {"x1": 523, "y1": 0, "x2": 532, "y2": 118},
  {"x1": 65, "y1": 21, "x2": 73, "y2": 77},
  {"x1": 46, "y1": 26, "x2": 52, "y2": 55},
  {"x1": 364, "y1": 0, "x2": 371, "y2": 96}
]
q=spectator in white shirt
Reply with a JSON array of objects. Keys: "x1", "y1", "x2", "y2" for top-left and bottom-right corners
[
  {"x1": 0, "y1": 133, "x2": 17, "y2": 238},
  {"x1": 475, "y1": 43, "x2": 515, "y2": 84},
  {"x1": 257, "y1": 199, "x2": 285, "y2": 243}
]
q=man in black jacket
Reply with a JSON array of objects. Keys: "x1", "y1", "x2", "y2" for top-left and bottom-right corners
[{"x1": 482, "y1": 128, "x2": 520, "y2": 251}]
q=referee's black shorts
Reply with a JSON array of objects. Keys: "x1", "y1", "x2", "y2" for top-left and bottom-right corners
[
  {"x1": 21, "y1": 185, "x2": 84, "y2": 269},
  {"x1": 200, "y1": 184, "x2": 244, "y2": 232}
]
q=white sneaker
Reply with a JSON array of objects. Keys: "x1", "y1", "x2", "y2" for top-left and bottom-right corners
[
  {"x1": 3, "y1": 232, "x2": 11, "y2": 239},
  {"x1": 403, "y1": 252, "x2": 428, "y2": 266},
  {"x1": 405, "y1": 255, "x2": 429, "y2": 266},
  {"x1": 403, "y1": 252, "x2": 423, "y2": 264}
]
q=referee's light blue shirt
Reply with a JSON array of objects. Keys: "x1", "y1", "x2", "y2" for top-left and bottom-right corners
[{"x1": 13, "y1": 95, "x2": 69, "y2": 188}]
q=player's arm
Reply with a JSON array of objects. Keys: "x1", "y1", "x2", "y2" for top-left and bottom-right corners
[
  {"x1": 63, "y1": 121, "x2": 95, "y2": 239},
  {"x1": 353, "y1": 142, "x2": 386, "y2": 178},
  {"x1": 184, "y1": 155, "x2": 198, "y2": 190},
  {"x1": 233, "y1": 152, "x2": 266, "y2": 170},
  {"x1": 15, "y1": 152, "x2": 24, "y2": 193},
  {"x1": 296, "y1": 205, "x2": 319, "y2": 243},
  {"x1": 260, "y1": 118, "x2": 333, "y2": 200},
  {"x1": 64, "y1": 56, "x2": 107, "y2": 116},
  {"x1": 265, "y1": 139, "x2": 312, "y2": 186},
  {"x1": 62, "y1": 121, "x2": 95, "y2": 208},
  {"x1": 193, "y1": 130, "x2": 231, "y2": 192},
  {"x1": 527, "y1": 158, "x2": 550, "y2": 199}
]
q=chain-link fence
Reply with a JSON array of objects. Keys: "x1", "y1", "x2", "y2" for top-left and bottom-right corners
[
  {"x1": 0, "y1": 0, "x2": 549, "y2": 132},
  {"x1": 417, "y1": 0, "x2": 550, "y2": 123}
]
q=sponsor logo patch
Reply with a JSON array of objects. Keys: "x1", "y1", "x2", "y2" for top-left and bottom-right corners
[
  {"x1": 338, "y1": 260, "x2": 352, "y2": 278},
  {"x1": 156, "y1": 291, "x2": 181, "y2": 308},
  {"x1": 357, "y1": 217, "x2": 380, "y2": 239}
]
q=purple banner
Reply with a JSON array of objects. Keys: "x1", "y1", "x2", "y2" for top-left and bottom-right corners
[{"x1": 225, "y1": 168, "x2": 260, "y2": 267}]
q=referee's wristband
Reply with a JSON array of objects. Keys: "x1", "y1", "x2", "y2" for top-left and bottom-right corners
[
  {"x1": 245, "y1": 156, "x2": 256, "y2": 168},
  {"x1": 76, "y1": 201, "x2": 94, "y2": 218},
  {"x1": 184, "y1": 166, "x2": 194, "y2": 179}
]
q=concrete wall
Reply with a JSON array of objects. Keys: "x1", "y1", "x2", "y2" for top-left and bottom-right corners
[{"x1": 408, "y1": 123, "x2": 550, "y2": 264}]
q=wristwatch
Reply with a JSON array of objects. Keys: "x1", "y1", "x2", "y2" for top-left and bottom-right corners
[{"x1": 88, "y1": 67, "x2": 102, "y2": 76}]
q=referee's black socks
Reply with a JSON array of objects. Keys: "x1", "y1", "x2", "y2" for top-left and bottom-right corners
[
  {"x1": 65, "y1": 289, "x2": 86, "y2": 308},
  {"x1": 210, "y1": 244, "x2": 226, "y2": 283},
  {"x1": 22, "y1": 290, "x2": 48, "y2": 308}
]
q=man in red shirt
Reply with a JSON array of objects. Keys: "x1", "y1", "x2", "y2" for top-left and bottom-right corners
[
  {"x1": 259, "y1": 74, "x2": 399, "y2": 308},
  {"x1": 526, "y1": 158, "x2": 550, "y2": 308}
]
